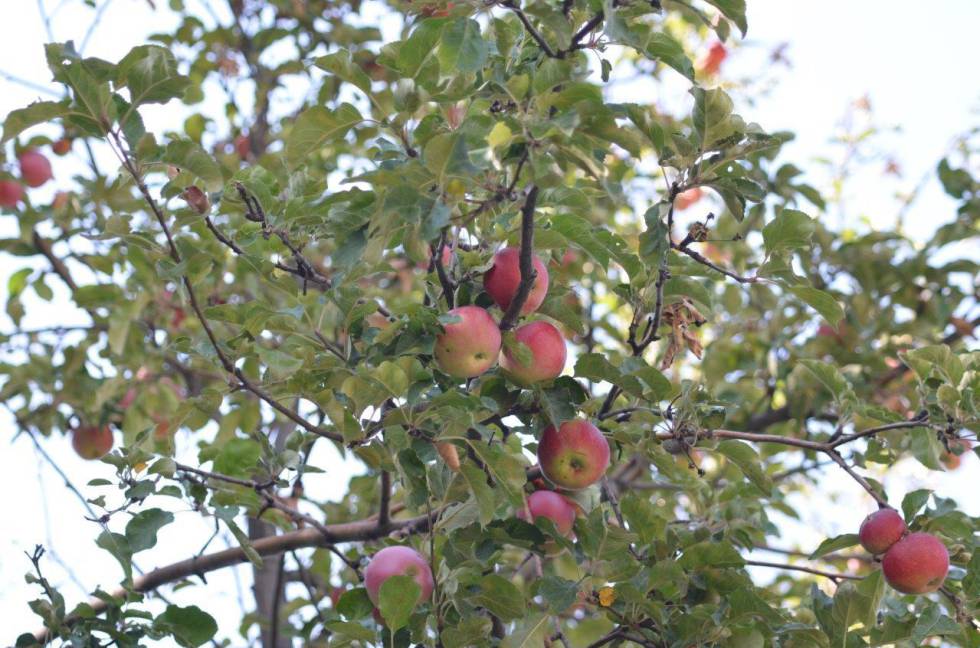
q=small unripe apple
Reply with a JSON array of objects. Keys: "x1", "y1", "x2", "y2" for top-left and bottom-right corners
[
  {"x1": 499, "y1": 320, "x2": 566, "y2": 385},
  {"x1": 483, "y1": 247, "x2": 549, "y2": 315},
  {"x1": 19, "y1": 149, "x2": 53, "y2": 187},
  {"x1": 727, "y1": 628, "x2": 764, "y2": 648},
  {"x1": 0, "y1": 180, "x2": 24, "y2": 208},
  {"x1": 858, "y1": 508, "x2": 907, "y2": 555},
  {"x1": 538, "y1": 420, "x2": 610, "y2": 490},
  {"x1": 433, "y1": 306, "x2": 502, "y2": 378},
  {"x1": 881, "y1": 532, "x2": 949, "y2": 594},
  {"x1": 674, "y1": 187, "x2": 702, "y2": 211},
  {"x1": 51, "y1": 138, "x2": 72, "y2": 156},
  {"x1": 181, "y1": 186, "x2": 210, "y2": 215},
  {"x1": 71, "y1": 425, "x2": 114, "y2": 460},
  {"x1": 517, "y1": 490, "x2": 577, "y2": 536},
  {"x1": 364, "y1": 546, "x2": 434, "y2": 607}
]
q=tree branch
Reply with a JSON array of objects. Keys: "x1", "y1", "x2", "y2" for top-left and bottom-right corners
[{"x1": 499, "y1": 185, "x2": 539, "y2": 331}]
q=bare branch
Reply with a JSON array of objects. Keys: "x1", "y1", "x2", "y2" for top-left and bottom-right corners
[{"x1": 498, "y1": 185, "x2": 540, "y2": 331}]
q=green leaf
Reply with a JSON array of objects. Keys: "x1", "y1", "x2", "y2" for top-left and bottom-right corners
[
  {"x1": 337, "y1": 587, "x2": 374, "y2": 620},
  {"x1": 125, "y1": 508, "x2": 174, "y2": 553},
  {"x1": 314, "y1": 49, "x2": 373, "y2": 94},
  {"x1": 808, "y1": 533, "x2": 859, "y2": 560},
  {"x1": 154, "y1": 605, "x2": 218, "y2": 647},
  {"x1": 460, "y1": 463, "x2": 497, "y2": 526},
  {"x1": 117, "y1": 45, "x2": 189, "y2": 107},
  {"x1": 438, "y1": 19, "x2": 488, "y2": 74},
  {"x1": 715, "y1": 439, "x2": 772, "y2": 494},
  {"x1": 902, "y1": 489, "x2": 931, "y2": 521},
  {"x1": 534, "y1": 575, "x2": 578, "y2": 613},
  {"x1": 212, "y1": 438, "x2": 262, "y2": 477},
  {"x1": 96, "y1": 531, "x2": 133, "y2": 582},
  {"x1": 378, "y1": 574, "x2": 421, "y2": 630},
  {"x1": 910, "y1": 602, "x2": 960, "y2": 643},
  {"x1": 678, "y1": 540, "x2": 745, "y2": 569},
  {"x1": 787, "y1": 286, "x2": 845, "y2": 326},
  {"x1": 285, "y1": 103, "x2": 362, "y2": 168},
  {"x1": 161, "y1": 140, "x2": 222, "y2": 190},
  {"x1": 799, "y1": 359, "x2": 850, "y2": 401},
  {"x1": 537, "y1": 377, "x2": 588, "y2": 427},
  {"x1": 692, "y1": 87, "x2": 737, "y2": 150},
  {"x1": 2, "y1": 101, "x2": 70, "y2": 142},
  {"x1": 706, "y1": 0, "x2": 748, "y2": 36},
  {"x1": 830, "y1": 571, "x2": 883, "y2": 637},
  {"x1": 471, "y1": 574, "x2": 526, "y2": 621},
  {"x1": 763, "y1": 209, "x2": 814, "y2": 254}
]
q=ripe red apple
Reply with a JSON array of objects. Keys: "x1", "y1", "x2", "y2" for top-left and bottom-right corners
[
  {"x1": 858, "y1": 508, "x2": 907, "y2": 555},
  {"x1": 433, "y1": 306, "x2": 501, "y2": 378},
  {"x1": 674, "y1": 187, "x2": 703, "y2": 211},
  {"x1": 518, "y1": 490, "x2": 577, "y2": 536},
  {"x1": 882, "y1": 532, "x2": 949, "y2": 594},
  {"x1": 483, "y1": 247, "x2": 549, "y2": 315},
  {"x1": 51, "y1": 138, "x2": 72, "y2": 156},
  {"x1": 71, "y1": 425, "x2": 114, "y2": 460},
  {"x1": 499, "y1": 320, "x2": 566, "y2": 385},
  {"x1": 19, "y1": 150, "x2": 53, "y2": 187},
  {"x1": 364, "y1": 546, "x2": 434, "y2": 607},
  {"x1": 699, "y1": 41, "x2": 728, "y2": 76},
  {"x1": 0, "y1": 180, "x2": 24, "y2": 208},
  {"x1": 537, "y1": 420, "x2": 610, "y2": 490}
]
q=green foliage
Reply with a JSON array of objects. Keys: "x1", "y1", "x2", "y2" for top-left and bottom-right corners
[{"x1": 1, "y1": 0, "x2": 978, "y2": 646}]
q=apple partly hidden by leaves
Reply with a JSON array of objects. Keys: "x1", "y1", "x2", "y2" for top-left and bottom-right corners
[
  {"x1": 674, "y1": 187, "x2": 703, "y2": 211},
  {"x1": 499, "y1": 320, "x2": 566, "y2": 385},
  {"x1": 698, "y1": 41, "x2": 728, "y2": 76},
  {"x1": 538, "y1": 419, "x2": 610, "y2": 490},
  {"x1": 518, "y1": 489, "x2": 578, "y2": 536},
  {"x1": 484, "y1": 247, "x2": 549, "y2": 315},
  {"x1": 181, "y1": 186, "x2": 210, "y2": 215},
  {"x1": 433, "y1": 305, "x2": 501, "y2": 378},
  {"x1": 71, "y1": 425, "x2": 114, "y2": 460},
  {"x1": 881, "y1": 532, "x2": 949, "y2": 594},
  {"x1": 234, "y1": 134, "x2": 251, "y2": 159},
  {"x1": 0, "y1": 179, "x2": 24, "y2": 208},
  {"x1": 364, "y1": 545, "x2": 434, "y2": 607},
  {"x1": 941, "y1": 438, "x2": 973, "y2": 470},
  {"x1": 858, "y1": 508, "x2": 907, "y2": 555},
  {"x1": 18, "y1": 149, "x2": 53, "y2": 187}
]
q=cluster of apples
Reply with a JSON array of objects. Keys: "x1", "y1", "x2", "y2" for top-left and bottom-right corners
[
  {"x1": 859, "y1": 508, "x2": 949, "y2": 594},
  {"x1": 433, "y1": 246, "x2": 566, "y2": 384},
  {"x1": 0, "y1": 148, "x2": 56, "y2": 208}
]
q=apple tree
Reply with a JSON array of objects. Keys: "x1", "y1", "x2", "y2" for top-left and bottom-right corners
[{"x1": 1, "y1": 0, "x2": 978, "y2": 646}]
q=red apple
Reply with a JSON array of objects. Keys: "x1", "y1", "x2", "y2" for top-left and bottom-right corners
[
  {"x1": 483, "y1": 247, "x2": 549, "y2": 315},
  {"x1": 699, "y1": 41, "x2": 728, "y2": 76},
  {"x1": 364, "y1": 546, "x2": 434, "y2": 607},
  {"x1": 181, "y1": 186, "x2": 210, "y2": 214},
  {"x1": 882, "y1": 532, "x2": 949, "y2": 594},
  {"x1": 51, "y1": 138, "x2": 72, "y2": 156},
  {"x1": 674, "y1": 187, "x2": 703, "y2": 211},
  {"x1": 537, "y1": 420, "x2": 610, "y2": 490},
  {"x1": 329, "y1": 586, "x2": 346, "y2": 607},
  {"x1": 518, "y1": 490, "x2": 577, "y2": 536},
  {"x1": 433, "y1": 306, "x2": 501, "y2": 378},
  {"x1": 71, "y1": 425, "x2": 114, "y2": 460},
  {"x1": 499, "y1": 320, "x2": 566, "y2": 385},
  {"x1": 119, "y1": 387, "x2": 138, "y2": 410},
  {"x1": 235, "y1": 134, "x2": 251, "y2": 159},
  {"x1": 941, "y1": 438, "x2": 972, "y2": 470},
  {"x1": 19, "y1": 149, "x2": 53, "y2": 187},
  {"x1": 858, "y1": 508, "x2": 907, "y2": 555},
  {"x1": 0, "y1": 180, "x2": 24, "y2": 208}
]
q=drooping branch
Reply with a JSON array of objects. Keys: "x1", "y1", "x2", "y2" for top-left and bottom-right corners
[
  {"x1": 499, "y1": 185, "x2": 540, "y2": 331},
  {"x1": 744, "y1": 559, "x2": 862, "y2": 583},
  {"x1": 33, "y1": 507, "x2": 444, "y2": 642}
]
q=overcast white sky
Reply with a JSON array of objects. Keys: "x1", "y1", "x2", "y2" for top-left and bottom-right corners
[{"x1": 0, "y1": 1, "x2": 978, "y2": 645}]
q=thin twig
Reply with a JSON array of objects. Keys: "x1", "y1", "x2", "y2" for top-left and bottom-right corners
[{"x1": 499, "y1": 185, "x2": 539, "y2": 331}]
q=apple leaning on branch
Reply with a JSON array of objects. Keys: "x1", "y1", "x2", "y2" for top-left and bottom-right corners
[
  {"x1": 71, "y1": 425, "x2": 114, "y2": 460},
  {"x1": 858, "y1": 508, "x2": 907, "y2": 555},
  {"x1": 433, "y1": 305, "x2": 502, "y2": 378},
  {"x1": 364, "y1": 546, "x2": 434, "y2": 619},
  {"x1": 500, "y1": 320, "x2": 567, "y2": 385},
  {"x1": 538, "y1": 419, "x2": 610, "y2": 490},
  {"x1": 484, "y1": 247, "x2": 549, "y2": 315}
]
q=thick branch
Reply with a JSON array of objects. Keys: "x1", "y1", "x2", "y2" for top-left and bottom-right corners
[{"x1": 499, "y1": 185, "x2": 539, "y2": 331}]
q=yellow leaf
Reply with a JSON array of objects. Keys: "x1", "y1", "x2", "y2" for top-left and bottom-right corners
[
  {"x1": 487, "y1": 122, "x2": 512, "y2": 149},
  {"x1": 598, "y1": 587, "x2": 616, "y2": 607}
]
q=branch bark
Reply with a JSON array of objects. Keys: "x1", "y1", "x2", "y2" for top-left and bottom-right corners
[{"x1": 498, "y1": 185, "x2": 539, "y2": 331}]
